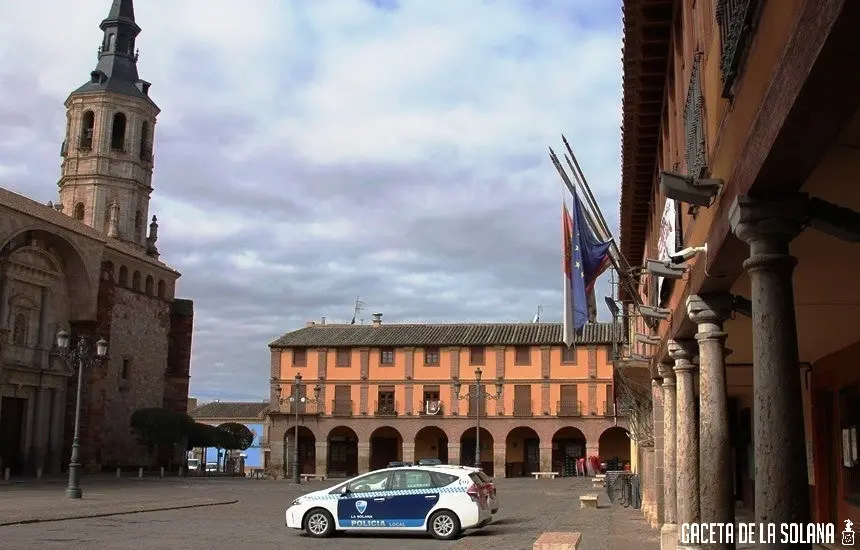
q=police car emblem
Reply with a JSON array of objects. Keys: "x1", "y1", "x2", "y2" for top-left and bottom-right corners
[{"x1": 355, "y1": 500, "x2": 367, "y2": 514}]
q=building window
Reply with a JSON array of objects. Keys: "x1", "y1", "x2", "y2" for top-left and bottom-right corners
[
  {"x1": 424, "y1": 347, "x2": 439, "y2": 366},
  {"x1": 135, "y1": 210, "x2": 143, "y2": 242},
  {"x1": 106, "y1": 33, "x2": 115, "y2": 52},
  {"x1": 145, "y1": 275, "x2": 154, "y2": 295},
  {"x1": 562, "y1": 346, "x2": 576, "y2": 364},
  {"x1": 140, "y1": 121, "x2": 152, "y2": 161},
  {"x1": 469, "y1": 346, "x2": 484, "y2": 365},
  {"x1": 376, "y1": 387, "x2": 396, "y2": 415},
  {"x1": 121, "y1": 358, "x2": 130, "y2": 380},
  {"x1": 514, "y1": 345, "x2": 530, "y2": 365},
  {"x1": 118, "y1": 265, "x2": 128, "y2": 286},
  {"x1": 80, "y1": 111, "x2": 95, "y2": 149},
  {"x1": 292, "y1": 348, "x2": 306, "y2": 367},
  {"x1": 74, "y1": 202, "x2": 85, "y2": 221},
  {"x1": 336, "y1": 349, "x2": 351, "y2": 367},
  {"x1": 840, "y1": 385, "x2": 860, "y2": 505},
  {"x1": 422, "y1": 386, "x2": 441, "y2": 415},
  {"x1": 157, "y1": 279, "x2": 166, "y2": 298},
  {"x1": 12, "y1": 313, "x2": 27, "y2": 346},
  {"x1": 132, "y1": 270, "x2": 141, "y2": 291},
  {"x1": 380, "y1": 347, "x2": 395, "y2": 365},
  {"x1": 111, "y1": 112, "x2": 127, "y2": 151}
]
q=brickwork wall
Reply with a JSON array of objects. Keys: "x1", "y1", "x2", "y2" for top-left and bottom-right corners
[{"x1": 163, "y1": 299, "x2": 193, "y2": 415}]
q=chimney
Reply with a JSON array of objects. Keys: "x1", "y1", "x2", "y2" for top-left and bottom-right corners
[
  {"x1": 371, "y1": 312, "x2": 383, "y2": 326},
  {"x1": 306, "y1": 321, "x2": 316, "y2": 327}
]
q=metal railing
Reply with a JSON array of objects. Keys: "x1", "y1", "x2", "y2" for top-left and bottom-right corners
[
  {"x1": 280, "y1": 401, "x2": 320, "y2": 415},
  {"x1": 374, "y1": 401, "x2": 398, "y2": 416},
  {"x1": 556, "y1": 400, "x2": 583, "y2": 417},
  {"x1": 603, "y1": 402, "x2": 616, "y2": 416},
  {"x1": 331, "y1": 400, "x2": 354, "y2": 417},
  {"x1": 512, "y1": 403, "x2": 534, "y2": 417}
]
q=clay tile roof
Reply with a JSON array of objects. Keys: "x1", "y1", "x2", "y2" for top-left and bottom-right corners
[
  {"x1": 188, "y1": 401, "x2": 270, "y2": 421},
  {"x1": 269, "y1": 322, "x2": 624, "y2": 348},
  {"x1": 0, "y1": 186, "x2": 178, "y2": 273}
]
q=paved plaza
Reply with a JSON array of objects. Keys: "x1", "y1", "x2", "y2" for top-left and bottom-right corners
[{"x1": 0, "y1": 475, "x2": 658, "y2": 550}]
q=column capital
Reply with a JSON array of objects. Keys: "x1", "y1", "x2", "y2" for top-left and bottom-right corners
[
  {"x1": 729, "y1": 194, "x2": 808, "y2": 247},
  {"x1": 686, "y1": 293, "x2": 733, "y2": 326},
  {"x1": 668, "y1": 339, "x2": 697, "y2": 362}
]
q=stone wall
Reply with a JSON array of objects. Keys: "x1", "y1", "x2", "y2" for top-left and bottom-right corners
[{"x1": 163, "y1": 299, "x2": 193, "y2": 415}]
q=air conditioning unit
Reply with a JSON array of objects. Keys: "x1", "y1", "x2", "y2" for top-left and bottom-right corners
[{"x1": 425, "y1": 401, "x2": 440, "y2": 415}]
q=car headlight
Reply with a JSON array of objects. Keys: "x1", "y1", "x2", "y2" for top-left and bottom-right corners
[{"x1": 291, "y1": 497, "x2": 305, "y2": 506}]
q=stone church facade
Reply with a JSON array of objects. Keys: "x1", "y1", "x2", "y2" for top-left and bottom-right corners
[{"x1": 0, "y1": 0, "x2": 193, "y2": 475}]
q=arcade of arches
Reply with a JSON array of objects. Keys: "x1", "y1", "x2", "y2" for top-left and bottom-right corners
[{"x1": 277, "y1": 423, "x2": 631, "y2": 479}]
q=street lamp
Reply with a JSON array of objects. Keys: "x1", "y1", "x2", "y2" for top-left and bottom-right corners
[
  {"x1": 279, "y1": 373, "x2": 321, "y2": 484},
  {"x1": 453, "y1": 368, "x2": 503, "y2": 470},
  {"x1": 55, "y1": 328, "x2": 108, "y2": 499}
]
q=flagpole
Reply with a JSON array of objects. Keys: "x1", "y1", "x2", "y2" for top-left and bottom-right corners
[{"x1": 549, "y1": 147, "x2": 642, "y2": 307}]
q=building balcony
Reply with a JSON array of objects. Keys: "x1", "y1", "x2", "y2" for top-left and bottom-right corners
[
  {"x1": 374, "y1": 401, "x2": 398, "y2": 416},
  {"x1": 512, "y1": 404, "x2": 534, "y2": 417},
  {"x1": 603, "y1": 402, "x2": 616, "y2": 416},
  {"x1": 556, "y1": 400, "x2": 583, "y2": 417},
  {"x1": 419, "y1": 400, "x2": 444, "y2": 416},
  {"x1": 331, "y1": 400, "x2": 354, "y2": 417},
  {"x1": 279, "y1": 401, "x2": 320, "y2": 416}
]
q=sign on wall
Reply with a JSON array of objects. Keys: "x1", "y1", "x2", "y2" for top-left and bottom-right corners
[{"x1": 656, "y1": 198, "x2": 677, "y2": 297}]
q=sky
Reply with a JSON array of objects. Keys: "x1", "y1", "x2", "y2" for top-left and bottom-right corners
[{"x1": 0, "y1": 0, "x2": 624, "y2": 402}]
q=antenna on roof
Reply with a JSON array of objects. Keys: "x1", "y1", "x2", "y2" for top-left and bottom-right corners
[
  {"x1": 351, "y1": 297, "x2": 366, "y2": 325},
  {"x1": 533, "y1": 304, "x2": 543, "y2": 323}
]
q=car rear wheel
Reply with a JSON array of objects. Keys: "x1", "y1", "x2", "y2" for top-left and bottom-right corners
[
  {"x1": 303, "y1": 508, "x2": 335, "y2": 538},
  {"x1": 428, "y1": 510, "x2": 461, "y2": 540}
]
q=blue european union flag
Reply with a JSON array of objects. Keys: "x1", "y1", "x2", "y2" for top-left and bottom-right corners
[{"x1": 570, "y1": 188, "x2": 611, "y2": 334}]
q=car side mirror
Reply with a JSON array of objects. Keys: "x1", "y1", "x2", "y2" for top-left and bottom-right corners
[{"x1": 340, "y1": 485, "x2": 349, "y2": 495}]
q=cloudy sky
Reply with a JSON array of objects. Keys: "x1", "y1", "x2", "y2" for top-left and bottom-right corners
[{"x1": 0, "y1": 0, "x2": 624, "y2": 402}]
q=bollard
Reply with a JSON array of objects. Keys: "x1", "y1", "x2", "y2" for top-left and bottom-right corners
[
  {"x1": 4, "y1": 468, "x2": 9, "y2": 481},
  {"x1": 138, "y1": 467, "x2": 143, "y2": 478},
  {"x1": 117, "y1": 468, "x2": 121, "y2": 478},
  {"x1": 160, "y1": 467, "x2": 164, "y2": 478},
  {"x1": 36, "y1": 467, "x2": 42, "y2": 480}
]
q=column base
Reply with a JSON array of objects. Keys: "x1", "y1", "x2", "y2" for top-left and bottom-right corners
[{"x1": 660, "y1": 523, "x2": 678, "y2": 550}]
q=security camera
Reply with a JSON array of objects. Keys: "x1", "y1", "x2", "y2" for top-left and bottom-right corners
[
  {"x1": 660, "y1": 170, "x2": 723, "y2": 207},
  {"x1": 669, "y1": 244, "x2": 707, "y2": 265}
]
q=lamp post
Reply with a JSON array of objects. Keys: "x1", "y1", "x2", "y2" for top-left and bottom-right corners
[
  {"x1": 279, "y1": 373, "x2": 321, "y2": 484},
  {"x1": 55, "y1": 328, "x2": 108, "y2": 499},
  {"x1": 453, "y1": 368, "x2": 503, "y2": 469}
]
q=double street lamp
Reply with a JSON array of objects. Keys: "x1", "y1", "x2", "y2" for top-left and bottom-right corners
[
  {"x1": 453, "y1": 368, "x2": 503, "y2": 470},
  {"x1": 55, "y1": 328, "x2": 108, "y2": 499},
  {"x1": 280, "y1": 373, "x2": 321, "y2": 484}
]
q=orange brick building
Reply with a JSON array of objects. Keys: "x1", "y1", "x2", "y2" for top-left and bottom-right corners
[{"x1": 264, "y1": 316, "x2": 630, "y2": 478}]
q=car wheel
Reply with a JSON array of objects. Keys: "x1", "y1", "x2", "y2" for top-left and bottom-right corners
[
  {"x1": 303, "y1": 508, "x2": 335, "y2": 538},
  {"x1": 428, "y1": 510, "x2": 461, "y2": 540}
]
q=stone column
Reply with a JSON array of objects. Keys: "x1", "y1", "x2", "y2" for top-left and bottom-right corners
[
  {"x1": 36, "y1": 287, "x2": 51, "y2": 367},
  {"x1": 22, "y1": 393, "x2": 35, "y2": 473},
  {"x1": 403, "y1": 442, "x2": 415, "y2": 464},
  {"x1": 32, "y1": 387, "x2": 51, "y2": 473},
  {"x1": 651, "y1": 378, "x2": 664, "y2": 527},
  {"x1": 730, "y1": 195, "x2": 812, "y2": 539},
  {"x1": 48, "y1": 387, "x2": 66, "y2": 473},
  {"x1": 658, "y1": 363, "x2": 678, "y2": 550},
  {"x1": 539, "y1": 442, "x2": 553, "y2": 473},
  {"x1": 669, "y1": 338, "x2": 700, "y2": 534},
  {"x1": 315, "y1": 441, "x2": 328, "y2": 478},
  {"x1": 0, "y1": 271, "x2": 11, "y2": 327},
  {"x1": 687, "y1": 294, "x2": 734, "y2": 550},
  {"x1": 448, "y1": 442, "x2": 460, "y2": 465},
  {"x1": 357, "y1": 442, "x2": 370, "y2": 474},
  {"x1": 493, "y1": 442, "x2": 506, "y2": 478}
]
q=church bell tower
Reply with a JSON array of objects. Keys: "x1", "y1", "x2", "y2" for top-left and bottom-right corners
[{"x1": 58, "y1": 0, "x2": 160, "y2": 254}]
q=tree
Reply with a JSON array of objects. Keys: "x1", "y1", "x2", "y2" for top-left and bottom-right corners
[
  {"x1": 217, "y1": 422, "x2": 254, "y2": 451},
  {"x1": 130, "y1": 407, "x2": 184, "y2": 465}
]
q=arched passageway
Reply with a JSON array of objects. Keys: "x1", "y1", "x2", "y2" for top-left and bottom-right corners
[
  {"x1": 552, "y1": 426, "x2": 587, "y2": 476},
  {"x1": 284, "y1": 426, "x2": 316, "y2": 476},
  {"x1": 415, "y1": 426, "x2": 448, "y2": 463},
  {"x1": 327, "y1": 426, "x2": 358, "y2": 477},
  {"x1": 505, "y1": 426, "x2": 540, "y2": 477},
  {"x1": 369, "y1": 426, "x2": 403, "y2": 470},
  {"x1": 459, "y1": 427, "x2": 494, "y2": 475},
  {"x1": 599, "y1": 426, "x2": 631, "y2": 470}
]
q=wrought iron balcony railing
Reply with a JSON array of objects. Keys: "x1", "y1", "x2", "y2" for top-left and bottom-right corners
[
  {"x1": 331, "y1": 400, "x2": 354, "y2": 417},
  {"x1": 557, "y1": 400, "x2": 583, "y2": 417},
  {"x1": 603, "y1": 402, "x2": 616, "y2": 416},
  {"x1": 512, "y1": 403, "x2": 534, "y2": 417},
  {"x1": 279, "y1": 400, "x2": 320, "y2": 416},
  {"x1": 374, "y1": 401, "x2": 398, "y2": 416}
]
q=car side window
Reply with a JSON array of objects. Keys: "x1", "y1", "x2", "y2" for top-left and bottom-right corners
[
  {"x1": 347, "y1": 471, "x2": 390, "y2": 492},
  {"x1": 429, "y1": 471, "x2": 458, "y2": 487},
  {"x1": 391, "y1": 470, "x2": 434, "y2": 490}
]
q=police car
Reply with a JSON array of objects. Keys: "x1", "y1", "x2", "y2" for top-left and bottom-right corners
[{"x1": 285, "y1": 465, "x2": 493, "y2": 540}]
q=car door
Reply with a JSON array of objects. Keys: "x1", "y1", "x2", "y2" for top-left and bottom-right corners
[
  {"x1": 386, "y1": 469, "x2": 440, "y2": 528},
  {"x1": 336, "y1": 471, "x2": 394, "y2": 529}
]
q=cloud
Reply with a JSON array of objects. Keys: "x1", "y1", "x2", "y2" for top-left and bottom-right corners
[{"x1": 0, "y1": 0, "x2": 623, "y2": 402}]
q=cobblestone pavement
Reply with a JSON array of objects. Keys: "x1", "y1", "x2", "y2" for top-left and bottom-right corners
[{"x1": 0, "y1": 475, "x2": 658, "y2": 550}]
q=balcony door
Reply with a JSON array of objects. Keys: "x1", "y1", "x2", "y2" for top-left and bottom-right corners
[
  {"x1": 514, "y1": 385, "x2": 532, "y2": 416},
  {"x1": 333, "y1": 385, "x2": 351, "y2": 415},
  {"x1": 560, "y1": 384, "x2": 578, "y2": 415}
]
